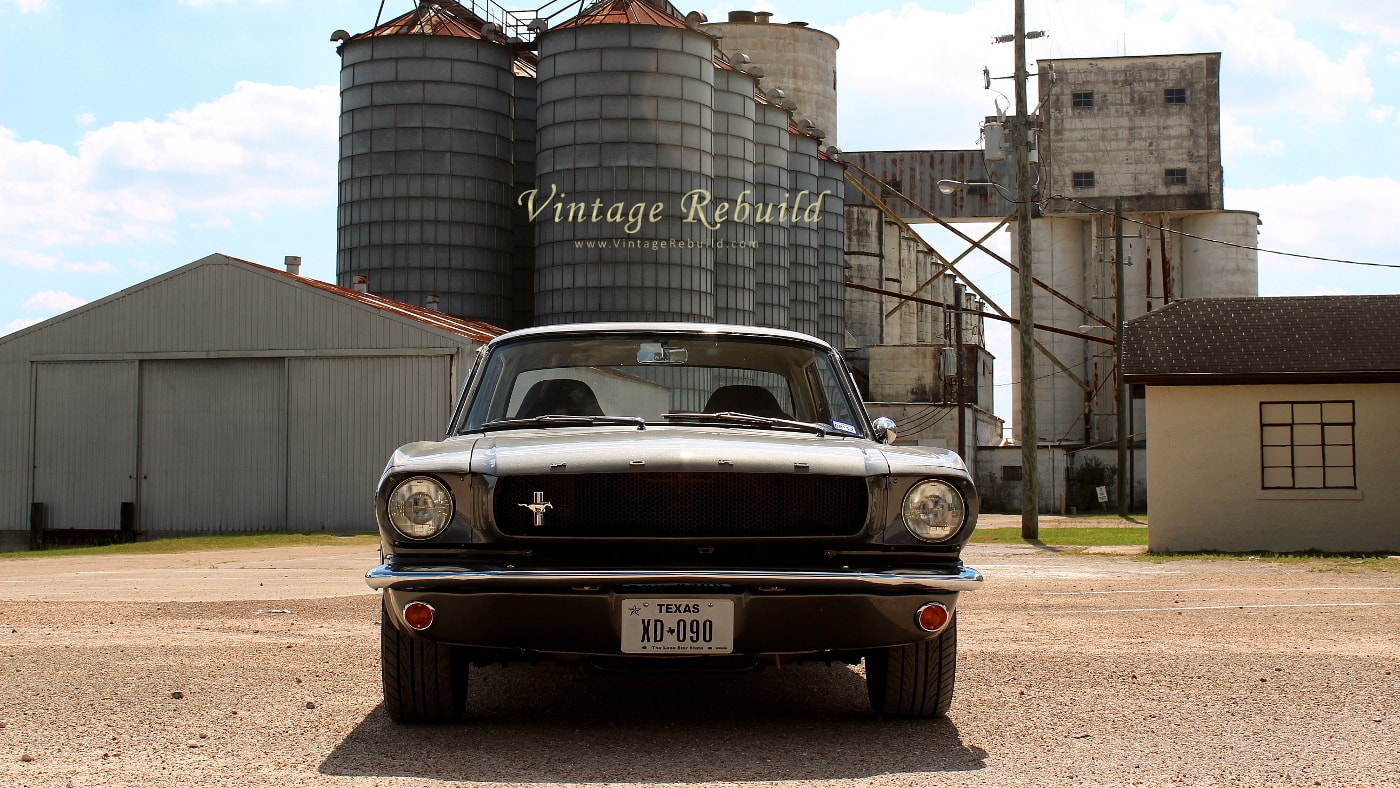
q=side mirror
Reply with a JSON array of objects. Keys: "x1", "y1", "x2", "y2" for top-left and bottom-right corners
[{"x1": 872, "y1": 417, "x2": 897, "y2": 445}]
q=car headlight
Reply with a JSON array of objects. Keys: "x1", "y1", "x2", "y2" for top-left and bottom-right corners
[
  {"x1": 901, "y1": 479, "x2": 966, "y2": 542},
  {"x1": 386, "y1": 476, "x2": 454, "y2": 540}
]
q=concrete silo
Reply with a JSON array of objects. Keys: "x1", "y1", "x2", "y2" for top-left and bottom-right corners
[
  {"x1": 705, "y1": 11, "x2": 839, "y2": 147},
  {"x1": 335, "y1": 6, "x2": 519, "y2": 324},
  {"x1": 1180, "y1": 211, "x2": 1260, "y2": 298},
  {"x1": 531, "y1": 0, "x2": 717, "y2": 324}
]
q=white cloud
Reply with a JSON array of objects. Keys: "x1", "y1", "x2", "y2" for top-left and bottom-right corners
[
  {"x1": 795, "y1": 0, "x2": 1378, "y2": 150},
  {"x1": 0, "y1": 81, "x2": 336, "y2": 263},
  {"x1": 5, "y1": 248, "x2": 115, "y2": 275},
  {"x1": 1366, "y1": 105, "x2": 1396, "y2": 124},
  {"x1": 1039, "y1": 0, "x2": 1374, "y2": 123},
  {"x1": 77, "y1": 111, "x2": 96, "y2": 126},
  {"x1": 4, "y1": 318, "x2": 43, "y2": 333},
  {"x1": 1227, "y1": 176, "x2": 1400, "y2": 287},
  {"x1": 22, "y1": 290, "x2": 86, "y2": 313},
  {"x1": 1221, "y1": 114, "x2": 1285, "y2": 158},
  {"x1": 1, "y1": 0, "x2": 50, "y2": 12}
]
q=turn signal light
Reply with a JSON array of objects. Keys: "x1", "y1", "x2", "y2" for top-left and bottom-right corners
[
  {"x1": 403, "y1": 601, "x2": 436, "y2": 631},
  {"x1": 915, "y1": 602, "x2": 950, "y2": 633}
]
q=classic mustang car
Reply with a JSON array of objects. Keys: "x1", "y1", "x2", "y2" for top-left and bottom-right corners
[{"x1": 368, "y1": 323, "x2": 981, "y2": 722}]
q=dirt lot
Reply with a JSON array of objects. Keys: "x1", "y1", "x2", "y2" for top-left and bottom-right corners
[{"x1": 1, "y1": 539, "x2": 1396, "y2": 788}]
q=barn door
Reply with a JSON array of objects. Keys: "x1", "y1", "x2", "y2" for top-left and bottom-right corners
[
  {"x1": 32, "y1": 361, "x2": 139, "y2": 530},
  {"x1": 138, "y1": 359, "x2": 286, "y2": 534}
]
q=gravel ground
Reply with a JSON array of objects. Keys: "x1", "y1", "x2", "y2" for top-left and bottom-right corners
[{"x1": 1, "y1": 541, "x2": 1397, "y2": 787}]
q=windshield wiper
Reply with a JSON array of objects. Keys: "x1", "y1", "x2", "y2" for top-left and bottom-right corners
[
  {"x1": 661, "y1": 411, "x2": 829, "y2": 436},
  {"x1": 477, "y1": 415, "x2": 647, "y2": 432}
]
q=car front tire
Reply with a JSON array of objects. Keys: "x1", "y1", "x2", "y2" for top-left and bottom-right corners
[
  {"x1": 380, "y1": 600, "x2": 469, "y2": 723},
  {"x1": 865, "y1": 615, "x2": 957, "y2": 719}
]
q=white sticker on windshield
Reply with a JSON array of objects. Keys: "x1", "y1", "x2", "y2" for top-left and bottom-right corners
[{"x1": 828, "y1": 420, "x2": 859, "y2": 435}]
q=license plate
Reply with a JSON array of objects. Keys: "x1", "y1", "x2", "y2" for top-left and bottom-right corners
[{"x1": 620, "y1": 598, "x2": 734, "y2": 654}]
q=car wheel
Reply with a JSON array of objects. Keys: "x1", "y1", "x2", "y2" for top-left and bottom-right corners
[
  {"x1": 380, "y1": 600, "x2": 469, "y2": 723},
  {"x1": 865, "y1": 615, "x2": 957, "y2": 719}
]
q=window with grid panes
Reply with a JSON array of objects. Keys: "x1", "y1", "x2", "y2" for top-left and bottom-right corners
[{"x1": 1260, "y1": 401, "x2": 1356, "y2": 489}]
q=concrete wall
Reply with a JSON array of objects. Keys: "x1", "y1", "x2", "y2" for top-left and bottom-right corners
[
  {"x1": 1146, "y1": 383, "x2": 1400, "y2": 553},
  {"x1": 975, "y1": 444, "x2": 1147, "y2": 514},
  {"x1": 1039, "y1": 53, "x2": 1222, "y2": 214}
]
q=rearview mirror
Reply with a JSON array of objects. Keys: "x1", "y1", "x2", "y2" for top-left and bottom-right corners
[{"x1": 637, "y1": 343, "x2": 688, "y2": 365}]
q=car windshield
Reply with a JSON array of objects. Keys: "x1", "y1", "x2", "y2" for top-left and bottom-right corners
[{"x1": 456, "y1": 332, "x2": 866, "y2": 436}]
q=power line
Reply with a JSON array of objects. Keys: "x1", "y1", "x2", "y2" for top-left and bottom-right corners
[{"x1": 1046, "y1": 194, "x2": 1400, "y2": 271}]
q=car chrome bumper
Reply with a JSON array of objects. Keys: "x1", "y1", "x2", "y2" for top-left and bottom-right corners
[
  {"x1": 366, "y1": 564, "x2": 982, "y2": 592},
  {"x1": 371, "y1": 564, "x2": 981, "y2": 655}
]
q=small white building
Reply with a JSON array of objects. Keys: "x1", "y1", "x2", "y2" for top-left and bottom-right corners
[
  {"x1": 1124, "y1": 296, "x2": 1400, "y2": 553},
  {"x1": 0, "y1": 254, "x2": 500, "y2": 550}
]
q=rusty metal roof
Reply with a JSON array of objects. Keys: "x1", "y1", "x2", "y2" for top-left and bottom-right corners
[
  {"x1": 553, "y1": 0, "x2": 688, "y2": 29},
  {"x1": 351, "y1": 5, "x2": 485, "y2": 39},
  {"x1": 246, "y1": 260, "x2": 504, "y2": 344},
  {"x1": 349, "y1": 3, "x2": 538, "y2": 80}
]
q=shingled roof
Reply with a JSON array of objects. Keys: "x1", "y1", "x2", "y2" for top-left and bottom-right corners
[{"x1": 1123, "y1": 296, "x2": 1400, "y2": 385}]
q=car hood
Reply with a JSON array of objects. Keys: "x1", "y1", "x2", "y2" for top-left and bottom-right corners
[{"x1": 385, "y1": 426, "x2": 967, "y2": 479}]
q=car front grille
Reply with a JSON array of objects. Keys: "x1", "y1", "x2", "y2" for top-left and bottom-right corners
[{"x1": 493, "y1": 473, "x2": 868, "y2": 538}]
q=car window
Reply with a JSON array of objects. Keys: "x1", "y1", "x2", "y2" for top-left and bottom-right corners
[{"x1": 457, "y1": 334, "x2": 862, "y2": 433}]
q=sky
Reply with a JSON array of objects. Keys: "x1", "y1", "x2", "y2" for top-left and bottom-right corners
[{"x1": 2, "y1": 0, "x2": 1398, "y2": 429}]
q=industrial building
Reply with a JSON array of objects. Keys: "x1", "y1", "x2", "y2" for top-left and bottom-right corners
[
  {"x1": 0, "y1": 1, "x2": 1269, "y2": 546},
  {"x1": 0, "y1": 254, "x2": 498, "y2": 550}
]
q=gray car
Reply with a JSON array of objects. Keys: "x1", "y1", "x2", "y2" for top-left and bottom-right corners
[{"x1": 367, "y1": 323, "x2": 981, "y2": 722}]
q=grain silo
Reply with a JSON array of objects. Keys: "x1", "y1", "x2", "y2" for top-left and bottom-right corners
[
  {"x1": 1179, "y1": 211, "x2": 1260, "y2": 298},
  {"x1": 531, "y1": 0, "x2": 717, "y2": 324},
  {"x1": 752, "y1": 99, "x2": 792, "y2": 329},
  {"x1": 335, "y1": 5, "x2": 518, "y2": 324},
  {"x1": 711, "y1": 57, "x2": 759, "y2": 325},
  {"x1": 816, "y1": 150, "x2": 846, "y2": 350},
  {"x1": 705, "y1": 11, "x2": 839, "y2": 146},
  {"x1": 787, "y1": 131, "x2": 822, "y2": 337},
  {"x1": 511, "y1": 59, "x2": 539, "y2": 329}
]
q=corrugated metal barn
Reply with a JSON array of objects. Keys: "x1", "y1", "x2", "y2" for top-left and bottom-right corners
[{"x1": 0, "y1": 254, "x2": 500, "y2": 550}]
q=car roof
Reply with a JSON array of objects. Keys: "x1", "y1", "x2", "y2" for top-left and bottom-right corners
[{"x1": 486, "y1": 322, "x2": 836, "y2": 351}]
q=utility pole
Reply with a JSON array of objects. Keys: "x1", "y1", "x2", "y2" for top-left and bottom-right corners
[
  {"x1": 1013, "y1": 0, "x2": 1039, "y2": 538},
  {"x1": 1114, "y1": 198, "x2": 1129, "y2": 517},
  {"x1": 954, "y1": 279, "x2": 967, "y2": 462}
]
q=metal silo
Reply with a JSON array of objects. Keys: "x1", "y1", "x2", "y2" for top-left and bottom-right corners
[
  {"x1": 712, "y1": 59, "x2": 758, "y2": 326},
  {"x1": 817, "y1": 151, "x2": 846, "y2": 349},
  {"x1": 532, "y1": 1, "x2": 717, "y2": 324},
  {"x1": 787, "y1": 131, "x2": 822, "y2": 337},
  {"x1": 752, "y1": 99, "x2": 792, "y2": 329},
  {"x1": 336, "y1": 6, "x2": 516, "y2": 324},
  {"x1": 511, "y1": 61, "x2": 539, "y2": 329}
]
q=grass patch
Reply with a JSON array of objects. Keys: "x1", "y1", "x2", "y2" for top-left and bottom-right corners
[
  {"x1": 1, "y1": 532, "x2": 378, "y2": 560},
  {"x1": 1139, "y1": 550, "x2": 1400, "y2": 571},
  {"x1": 970, "y1": 526, "x2": 1148, "y2": 547}
]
